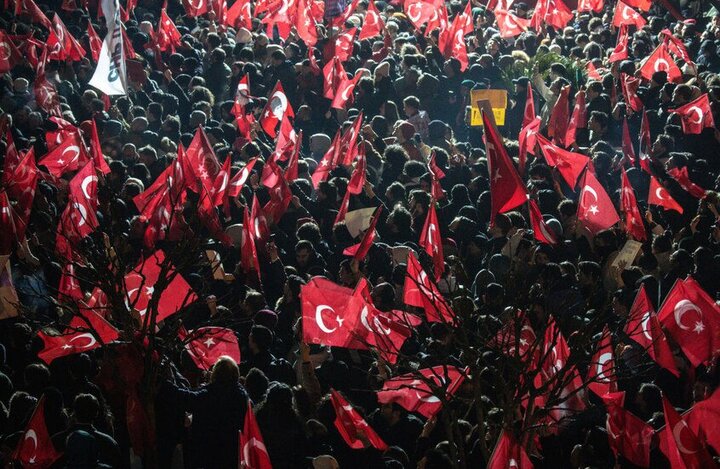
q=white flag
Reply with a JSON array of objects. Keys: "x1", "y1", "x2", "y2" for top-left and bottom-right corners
[{"x1": 89, "y1": 0, "x2": 126, "y2": 95}]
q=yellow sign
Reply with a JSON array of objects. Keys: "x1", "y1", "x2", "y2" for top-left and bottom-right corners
[{"x1": 470, "y1": 89, "x2": 508, "y2": 126}]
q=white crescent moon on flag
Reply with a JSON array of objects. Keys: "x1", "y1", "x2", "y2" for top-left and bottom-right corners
[
  {"x1": 655, "y1": 187, "x2": 666, "y2": 201},
  {"x1": 81, "y1": 175, "x2": 98, "y2": 200},
  {"x1": 687, "y1": 106, "x2": 703, "y2": 125},
  {"x1": 583, "y1": 185, "x2": 599, "y2": 202},
  {"x1": 673, "y1": 300, "x2": 702, "y2": 331},
  {"x1": 641, "y1": 312, "x2": 653, "y2": 341},
  {"x1": 69, "y1": 332, "x2": 98, "y2": 349},
  {"x1": 654, "y1": 58, "x2": 670, "y2": 72},
  {"x1": 73, "y1": 202, "x2": 88, "y2": 227},
  {"x1": 315, "y1": 305, "x2": 338, "y2": 333},
  {"x1": 673, "y1": 420, "x2": 698, "y2": 454},
  {"x1": 596, "y1": 352, "x2": 613, "y2": 382}
]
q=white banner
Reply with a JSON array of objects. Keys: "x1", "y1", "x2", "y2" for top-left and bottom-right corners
[{"x1": 89, "y1": 0, "x2": 126, "y2": 95}]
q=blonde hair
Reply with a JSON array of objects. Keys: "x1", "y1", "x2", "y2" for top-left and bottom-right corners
[{"x1": 210, "y1": 356, "x2": 239, "y2": 385}]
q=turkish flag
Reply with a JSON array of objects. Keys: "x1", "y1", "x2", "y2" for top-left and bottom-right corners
[
  {"x1": 523, "y1": 85, "x2": 536, "y2": 127},
  {"x1": 487, "y1": 431, "x2": 533, "y2": 469},
  {"x1": 39, "y1": 132, "x2": 89, "y2": 177},
  {"x1": 483, "y1": 110, "x2": 528, "y2": 224},
  {"x1": 332, "y1": 27, "x2": 357, "y2": 63},
  {"x1": 403, "y1": 251, "x2": 455, "y2": 324},
  {"x1": 531, "y1": 0, "x2": 573, "y2": 31},
  {"x1": 56, "y1": 159, "x2": 100, "y2": 259},
  {"x1": 331, "y1": 73, "x2": 362, "y2": 110},
  {"x1": 250, "y1": 195, "x2": 269, "y2": 243},
  {"x1": 262, "y1": 167, "x2": 292, "y2": 224},
  {"x1": 404, "y1": 0, "x2": 440, "y2": 30},
  {"x1": 302, "y1": 277, "x2": 360, "y2": 347},
  {"x1": 657, "y1": 277, "x2": 720, "y2": 367},
  {"x1": 613, "y1": 0, "x2": 646, "y2": 28},
  {"x1": 640, "y1": 43, "x2": 682, "y2": 83},
  {"x1": 668, "y1": 166, "x2": 707, "y2": 199},
  {"x1": 182, "y1": 127, "x2": 221, "y2": 193},
  {"x1": 359, "y1": 0, "x2": 384, "y2": 40},
  {"x1": 683, "y1": 388, "x2": 720, "y2": 455},
  {"x1": 183, "y1": 327, "x2": 240, "y2": 370},
  {"x1": 15, "y1": 0, "x2": 52, "y2": 29},
  {"x1": 312, "y1": 132, "x2": 340, "y2": 188},
  {"x1": 58, "y1": 263, "x2": 84, "y2": 302},
  {"x1": 296, "y1": 0, "x2": 318, "y2": 46},
  {"x1": 212, "y1": 157, "x2": 231, "y2": 207},
  {"x1": 419, "y1": 203, "x2": 444, "y2": 279},
  {"x1": 494, "y1": 8, "x2": 529, "y2": 38},
  {"x1": 34, "y1": 63, "x2": 62, "y2": 117},
  {"x1": 323, "y1": 57, "x2": 346, "y2": 100},
  {"x1": 226, "y1": 0, "x2": 252, "y2": 29},
  {"x1": 47, "y1": 13, "x2": 86, "y2": 61},
  {"x1": 519, "y1": 117, "x2": 541, "y2": 175},
  {"x1": 528, "y1": 199, "x2": 557, "y2": 245},
  {"x1": 227, "y1": 158, "x2": 257, "y2": 199},
  {"x1": 260, "y1": 82, "x2": 294, "y2": 138},
  {"x1": 240, "y1": 206, "x2": 260, "y2": 277},
  {"x1": 428, "y1": 151, "x2": 447, "y2": 200},
  {"x1": 183, "y1": 0, "x2": 209, "y2": 16},
  {"x1": 0, "y1": 192, "x2": 19, "y2": 256},
  {"x1": 577, "y1": 169, "x2": 620, "y2": 236},
  {"x1": 621, "y1": 73, "x2": 644, "y2": 113},
  {"x1": 586, "y1": 62, "x2": 607, "y2": 81},
  {"x1": 609, "y1": 26, "x2": 629, "y2": 63},
  {"x1": 331, "y1": 390, "x2": 388, "y2": 451},
  {"x1": 638, "y1": 110, "x2": 653, "y2": 174},
  {"x1": 346, "y1": 145, "x2": 366, "y2": 195},
  {"x1": 490, "y1": 311, "x2": 538, "y2": 364},
  {"x1": 565, "y1": 89, "x2": 587, "y2": 148},
  {"x1": 670, "y1": 93, "x2": 715, "y2": 135},
  {"x1": 624, "y1": 284, "x2": 679, "y2": 376},
  {"x1": 661, "y1": 396, "x2": 715, "y2": 468},
  {"x1": 87, "y1": 119, "x2": 111, "y2": 175},
  {"x1": 37, "y1": 310, "x2": 119, "y2": 364},
  {"x1": 661, "y1": 28, "x2": 692, "y2": 64},
  {"x1": 12, "y1": 397, "x2": 62, "y2": 468},
  {"x1": 284, "y1": 131, "x2": 302, "y2": 182},
  {"x1": 648, "y1": 176, "x2": 683, "y2": 214},
  {"x1": 344, "y1": 206, "x2": 381, "y2": 260},
  {"x1": 624, "y1": 0, "x2": 651, "y2": 11},
  {"x1": 548, "y1": 85, "x2": 571, "y2": 147},
  {"x1": 5, "y1": 148, "x2": 37, "y2": 237},
  {"x1": 534, "y1": 317, "x2": 586, "y2": 426},
  {"x1": 239, "y1": 403, "x2": 272, "y2": 469},
  {"x1": 377, "y1": 366, "x2": 466, "y2": 419},
  {"x1": 601, "y1": 392, "x2": 654, "y2": 468},
  {"x1": 86, "y1": 22, "x2": 103, "y2": 62},
  {"x1": 586, "y1": 328, "x2": 617, "y2": 397},
  {"x1": 621, "y1": 118, "x2": 637, "y2": 166},
  {"x1": 536, "y1": 135, "x2": 589, "y2": 189},
  {"x1": 338, "y1": 112, "x2": 364, "y2": 166},
  {"x1": 0, "y1": 31, "x2": 22, "y2": 74},
  {"x1": 123, "y1": 250, "x2": 197, "y2": 324},
  {"x1": 619, "y1": 168, "x2": 646, "y2": 242},
  {"x1": 154, "y1": 9, "x2": 182, "y2": 52},
  {"x1": 577, "y1": 0, "x2": 603, "y2": 12}
]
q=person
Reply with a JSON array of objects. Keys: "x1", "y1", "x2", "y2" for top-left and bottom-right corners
[{"x1": 162, "y1": 357, "x2": 250, "y2": 468}]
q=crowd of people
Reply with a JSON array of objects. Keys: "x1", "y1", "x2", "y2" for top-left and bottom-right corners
[{"x1": 1, "y1": 0, "x2": 720, "y2": 467}]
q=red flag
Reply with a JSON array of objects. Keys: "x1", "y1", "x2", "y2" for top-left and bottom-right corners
[
  {"x1": 487, "y1": 431, "x2": 533, "y2": 469},
  {"x1": 86, "y1": 22, "x2": 103, "y2": 62},
  {"x1": 123, "y1": 250, "x2": 197, "y2": 324},
  {"x1": 548, "y1": 85, "x2": 571, "y2": 147},
  {"x1": 338, "y1": 112, "x2": 364, "y2": 166},
  {"x1": 332, "y1": 27, "x2": 357, "y2": 63},
  {"x1": 184, "y1": 327, "x2": 240, "y2": 370},
  {"x1": 284, "y1": 131, "x2": 302, "y2": 182},
  {"x1": 670, "y1": 94, "x2": 715, "y2": 135},
  {"x1": 250, "y1": 195, "x2": 269, "y2": 242},
  {"x1": 648, "y1": 176, "x2": 683, "y2": 214},
  {"x1": 183, "y1": 0, "x2": 208, "y2": 16},
  {"x1": 182, "y1": 127, "x2": 221, "y2": 193},
  {"x1": 523, "y1": 85, "x2": 536, "y2": 127},
  {"x1": 621, "y1": 117, "x2": 637, "y2": 166},
  {"x1": 657, "y1": 277, "x2": 720, "y2": 367},
  {"x1": 260, "y1": 82, "x2": 294, "y2": 138},
  {"x1": 56, "y1": 160, "x2": 99, "y2": 259},
  {"x1": 212, "y1": 157, "x2": 231, "y2": 207},
  {"x1": 528, "y1": 199, "x2": 557, "y2": 245},
  {"x1": 12, "y1": 397, "x2": 62, "y2": 468},
  {"x1": 39, "y1": 132, "x2": 89, "y2": 177},
  {"x1": 239, "y1": 403, "x2": 272, "y2": 469},
  {"x1": 613, "y1": 0, "x2": 646, "y2": 28},
  {"x1": 0, "y1": 31, "x2": 22, "y2": 74},
  {"x1": 226, "y1": 0, "x2": 252, "y2": 29},
  {"x1": 234, "y1": 75, "x2": 252, "y2": 109},
  {"x1": 625, "y1": 284, "x2": 679, "y2": 376},
  {"x1": 640, "y1": 43, "x2": 682, "y2": 83},
  {"x1": 262, "y1": 167, "x2": 292, "y2": 224},
  {"x1": 34, "y1": 55, "x2": 62, "y2": 117},
  {"x1": 565, "y1": 89, "x2": 587, "y2": 148},
  {"x1": 601, "y1": 392, "x2": 654, "y2": 468},
  {"x1": 577, "y1": 0, "x2": 603, "y2": 12},
  {"x1": 620, "y1": 73, "x2": 644, "y2": 113},
  {"x1": 330, "y1": 390, "x2": 388, "y2": 451},
  {"x1": 47, "y1": 14, "x2": 86, "y2": 61},
  {"x1": 343, "y1": 206, "x2": 381, "y2": 260},
  {"x1": 0, "y1": 192, "x2": 18, "y2": 256},
  {"x1": 403, "y1": 251, "x2": 455, "y2": 323},
  {"x1": 87, "y1": 119, "x2": 111, "y2": 175},
  {"x1": 301, "y1": 277, "x2": 360, "y2": 348},
  {"x1": 661, "y1": 28, "x2": 692, "y2": 64},
  {"x1": 377, "y1": 366, "x2": 466, "y2": 419},
  {"x1": 638, "y1": 110, "x2": 653, "y2": 174},
  {"x1": 494, "y1": 8, "x2": 530, "y2": 38},
  {"x1": 667, "y1": 166, "x2": 707, "y2": 199},
  {"x1": 15, "y1": 0, "x2": 52, "y2": 28},
  {"x1": 625, "y1": 0, "x2": 651, "y2": 10},
  {"x1": 577, "y1": 169, "x2": 620, "y2": 235},
  {"x1": 37, "y1": 311, "x2": 119, "y2": 364},
  {"x1": 661, "y1": 396, "x2": 715, "y2": 468},
  {"x1": 519, "y1": 117, "x2": 541, "y2": 176},
  {"x1": 428, "y1": 151, "x2": 446, "y2": 200},
  {"x1": 331, "y1": 73, "x2": 362, "y2": 110},
  {"x1": 359, "y1": 0, "x2": 384, "y2": 40},
  {"x1": 586, "y1": 328, "x2": 617, "y2": 397},
  {"x1": 154, "y1": 9, "x2": 182, "y2": 52},
  {"x1": 536, "y1": 135, "x2": 589, "y2": 189},
  {"x1": 323, "y1": 57, "x2": 346, "y2": 100},
  {"x1": 296, "y1": 0, "x2": 319, "y2": 46},
  {"x1": 418, "y1": 203, "x2": 444, "y2": 279},
  {"x1": 683, "y1": 388, "x2": 720, "y2": 455},
  {"x1": 312, "y1": 132, "x2": 340, "y2": 188},
  {"x1": 346, "y1": 145, "x2": 366, "y2": 195},
  {"x1": 609, "y1": 26, "x2": 629, "y2": 63},
  {"x1": 531, "y1": 0, "x2": 572, "y2": 31},
  {"x1": 620, "y1": 168, "x2": 646, "y2": 241},
  {"x1": 483, "y1": 110, "x2": 528, "y2": 224},
  {"x1": 240, "y1": 206, "x2": 260, "y2": 277},
  {"x1": 58, "y1": 263, "x2": 84, "y2": 302},
  {"x1": 228, "y1": 158, "x2": 257, "y2": 198},
  {"x1": 404, "y1": 0, "x2": 440, "y2": 30}
]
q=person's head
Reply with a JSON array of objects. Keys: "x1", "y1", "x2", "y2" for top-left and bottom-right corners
[
  {"x1": 72, "y1": 393, "x2": 100, "y2": 424},
  {"x1": 403, "y1": 95, "x2": 420, "y2": 117},
  {"x1": 588, "y1": 111, "x2": 609, "y2": 135},
  {"x1": 636, "y1": 383, "x2": 662, "y2": 417},
  {"x1": 210, "y1": 356, "x2": 240, "y2": 386},
  {"x1": 672, "y1": 84, "x2": 692, "y2": 106},
  {"x1": 379, "y1": 402, "x2": 405, "y2": 426},
  {"x1": 577, "y1": 261, "x2": 601, "y2": 287},
  {"x1": 249, "y1": 325, "x2": 274, "y2": 354},
  {"x1": 295, "y1": 240, "x2": 315, "y2": 267}
]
